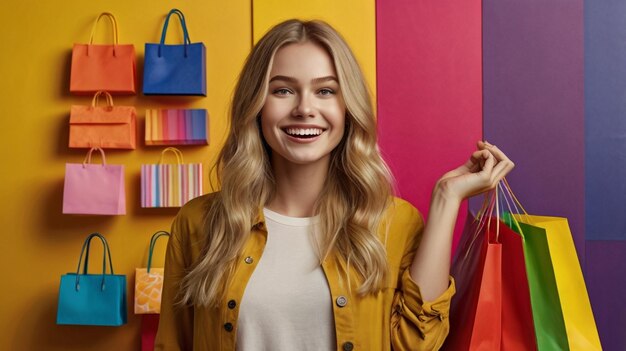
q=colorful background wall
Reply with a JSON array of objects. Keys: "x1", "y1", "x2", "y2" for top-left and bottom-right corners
[{"x1": 0, "y1": 0, "x2": 623, "y2": 350}]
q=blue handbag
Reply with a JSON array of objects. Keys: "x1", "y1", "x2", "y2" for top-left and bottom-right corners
[
  {"x1": 143, "y1": 9, "x2": 207, "y2": 96},
  {"x1": 56, "y1": 233, "x2": 127, "y2": 326}
]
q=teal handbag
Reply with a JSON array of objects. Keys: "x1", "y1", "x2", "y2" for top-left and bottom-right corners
[{"x1": 56, "y1": 233, "x2": 127, "y2": 326}]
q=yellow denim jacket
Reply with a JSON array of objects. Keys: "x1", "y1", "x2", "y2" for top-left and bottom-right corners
[{"x1": 155, "y1": 194, "x2": 456, "y2": 351}]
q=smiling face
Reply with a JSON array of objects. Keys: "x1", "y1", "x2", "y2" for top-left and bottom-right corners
[{"x1": 260, "y1": 41, "x2": 346, "y2": 170}]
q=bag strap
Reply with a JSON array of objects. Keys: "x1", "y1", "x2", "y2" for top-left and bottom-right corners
[
  {"x1": 158, "y1": 9, "x2": 191, "y2": 57},
  {"x1": 147, "y1": 231, "x2": 170, "y2": 273},
  {"x1": 83, "y1": 147, "x2": 107, "y2": 166},
  {"x1": 88, "y1": 12, "x2": 119, "y2": 57},
  {"x1": 74, "y1": 233, "x2": 115, "y2": 292},
  {"x1": 159, "y1": 147, "x2": 184, "y2": 165},
  {"x1": 91, "y1": 91, "x2": 114, "y2": 108}
]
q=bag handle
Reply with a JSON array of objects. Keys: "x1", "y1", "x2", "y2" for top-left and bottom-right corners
[
  {"x1": 146, "y1": 231, "x2": 170, "y2": 273},
  {"x1": 158, "y1": 9, "x2": 191, "y2": 57},
  {"x1": 87, "y1": 12, "x2": 119, "y2": 57},
  {"x1": 83, "y1": 147, "x2": 107, "y2": 167},
  {"x1": 74, "y1": 233, "x2": 115, "y2": 292},
  {"x1": 91, "y1": 91, "x2": 114, "y2": 108},
  {"x1": 159, "y1": 147, "x2": 184, "y2": 165}
]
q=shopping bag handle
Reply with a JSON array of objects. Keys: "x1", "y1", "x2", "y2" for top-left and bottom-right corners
[
  {"x1": 91, "y1": 91, "x2": 114, "y2": 109},
  {"x1": 159, "y1": 147, "x2": 184, "y2": 164},
  {"x1": 87, "y1": 12, "x2": 119, "y2": 57},
  {"x1": 74, "y1": 233, "x2": 115, "y2": 292},
  {"x1": 158, "y1": 9, "x2": 191, "y2": 57},
  {"x1": 147, "y1": 231, "x2": 170, "y2": 273},
  {"x1": 83, "y1": 147, "x2": 107, "y2": 167}
]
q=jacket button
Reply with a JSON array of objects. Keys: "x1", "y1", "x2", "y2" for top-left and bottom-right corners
[
  {"x1": 244, "y1": 256, "x2": 254, "y2": 264},
  {"x1": 336, "y1": 295, "x2": 348, "y2": 307},
  {"x1": 224, "y1": 322, "x2": 233, "y2": 332},
  {"x1": 227, "y1": 300, "x2": 237, "y2": 309},
  {"x1": 342, "y1": 341, "x2": 354, "y2": 351}
]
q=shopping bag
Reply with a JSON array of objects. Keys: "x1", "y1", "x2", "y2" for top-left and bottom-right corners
[
  {"x1": 57, "y1": 233, "x2": 127, "y2": 326},
  {"x1": 69, "y1": 91, "x2": 137, "y2": 149},
  {"x1": 141, "y1": 147, "x2": 203, "y2": 207},
  {"x1": 503, "y1": 212, "x2": 602, "y2": 350},
  {"x1": 145, "y1": 108, "x2": 208, "y2": 145},
  {"x1": 62, "y1": 147, "x2": 126, "y2": 215},
  {"x1": 70, "y1": 12, "x2": 136, "y2": 95},
  {"x1": 135, "y1": 231, "x2": 170, "y2": 314},
  {"x1": 143, "y1": 9, "x2": 206, "y2": 96},
  {"x1": 141, "y1": 314, "x2": 160, "y2": 351},
  {"x1": 443, "y1": 211, "x2": 536, "y2": 351}
]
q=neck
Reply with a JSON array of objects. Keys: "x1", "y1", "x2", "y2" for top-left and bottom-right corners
[{"x1": 266, "y1": 156, "x2": 330, "y2": 217}]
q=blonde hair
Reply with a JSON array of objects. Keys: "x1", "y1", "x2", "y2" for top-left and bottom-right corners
[{"x1": 181, "y1": 19, "x2": 394, "y2": 307}]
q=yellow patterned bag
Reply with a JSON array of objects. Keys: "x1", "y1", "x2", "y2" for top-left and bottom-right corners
[{"x1": 135, "y1": 231, "x2": 169, "y2": 314}]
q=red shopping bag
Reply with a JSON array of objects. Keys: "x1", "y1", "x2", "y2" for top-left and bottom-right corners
[
  {"x1": 141, "y1": 314, "x2": 159, "y2": 351},
  {"x1": 442, "y1": 213, "x2": 536, "y2": 350},
  {"x1": 70, "y1": 12, "x2": 136, "y2": 95}
]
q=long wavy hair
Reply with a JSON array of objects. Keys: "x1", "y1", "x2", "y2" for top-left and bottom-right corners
[{"x1": 181, "y1": 19, "x2": 395, "y2": 307}]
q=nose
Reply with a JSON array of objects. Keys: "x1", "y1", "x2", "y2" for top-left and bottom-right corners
[{"x1": 292, "y1": 93, "x2": 315, "y2": 118}]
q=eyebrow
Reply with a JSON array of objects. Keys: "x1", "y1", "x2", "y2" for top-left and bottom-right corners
[{"x1": 269, "y1": 75, "x2": 338, "y2": 84}]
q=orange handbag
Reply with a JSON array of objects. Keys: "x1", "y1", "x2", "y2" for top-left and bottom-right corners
[
  {"x1": 70, "y1": 12, "x2": 136, "y2": 95},
  {"x1": 69, "y1": 91, "x2": 136, "y2": 149}
]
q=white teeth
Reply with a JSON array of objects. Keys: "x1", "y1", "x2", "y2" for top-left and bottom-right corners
[{"x1": 285, "y1": 128, "x2": 323, "y2": 136}]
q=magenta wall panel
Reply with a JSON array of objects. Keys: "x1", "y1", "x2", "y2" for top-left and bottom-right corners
[
  {"x1": 376, "y1": 0, "x2": 482, "y2": 253},
  {"x1": 482, "y1": 1, "x2": 586, "y2": 265}
]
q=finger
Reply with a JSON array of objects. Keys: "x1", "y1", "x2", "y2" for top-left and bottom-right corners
[
  {"x1": 483, "y1": 142, "x2": 514, "y2": 165},
  {"x1": 466, "y1": 150, "x2": 490, "y2": 172},
  {"x1": 488, "y1": 159, "x2": 515, "y2": 187}
]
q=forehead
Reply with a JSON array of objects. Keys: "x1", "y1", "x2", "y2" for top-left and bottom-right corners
[{"x1": 269, "y1": 41, "x2": 337, "y2": 79}]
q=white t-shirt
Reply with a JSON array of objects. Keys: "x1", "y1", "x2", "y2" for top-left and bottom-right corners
[{"x1": 236, "y1": 208, "x2": 335, "y2": 351}]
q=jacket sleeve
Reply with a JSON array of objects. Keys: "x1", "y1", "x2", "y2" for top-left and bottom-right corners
[
  {"x1": 390, "y1": 205, "x2": 456, "y2": 351},
  {"x1": 154, "y1": 211, "x2": 195, "y2": 351}
]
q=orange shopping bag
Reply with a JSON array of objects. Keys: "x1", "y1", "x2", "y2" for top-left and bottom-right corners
[
  {"x1": 135, "y1": 231, "x2": 170, "y2": 314},
  {"x1": 70, "y1": 12, "x2": 136, "y2": 95},
  {"x1": 69, "y1": 91, "x2": 136, "y2": 149}
]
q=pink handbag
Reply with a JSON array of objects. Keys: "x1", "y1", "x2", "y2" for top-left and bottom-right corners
[{"x1": 62, "y1": 147, "x2": 126, "y2": 215}]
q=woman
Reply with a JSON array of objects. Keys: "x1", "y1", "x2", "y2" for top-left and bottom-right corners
[{"x1": 155, "y1": 19, "x2": 514, "y2": 351}]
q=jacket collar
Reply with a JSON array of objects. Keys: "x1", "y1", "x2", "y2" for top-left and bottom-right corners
[{"x1": 252, "y1": 206, "x2": 266, "y2": 231}]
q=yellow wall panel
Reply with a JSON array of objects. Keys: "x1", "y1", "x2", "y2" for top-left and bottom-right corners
[
  {"x1": 252, "y1": 0, "x2": 377, "y2": 102},
  {"x1": 0, "y1": 0, "x2": 250, "y2": 350}
]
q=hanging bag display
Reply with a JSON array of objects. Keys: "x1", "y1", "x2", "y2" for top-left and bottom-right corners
[
  {"x1": 70, "y1": 12, "x2": 136, "y2": 95},
  {"x1": 143, "y1": 9, "x2": 206, "y2": 96},
  {"x1": 145, "y1": 108, "x2": 208, "y2": 145},
  {"x1": 135, "y1": 230, "x2": 170, "y2": 314},
  {"x1": 56, "y1": 232, "x2": 127, "y2": 326},
  {"x1": 141, "y1": 147, "x2": 203, "y2": 208},
  {"x1": 63, "y1": 147, "x2": 126, "y2": 215},
  {"x1": 69, "y1": 91, "x2": 137, "y2": 149}
]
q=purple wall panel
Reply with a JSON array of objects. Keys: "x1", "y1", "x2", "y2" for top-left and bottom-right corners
[
  {"x1": 584, "y1": 0, "x2": 626, "y2": 241},
  {"x1": 376, "y1": 1, "x2": 482, "y2": 254},
  {"x1": 586, "y1": 241, "x2": 626, "y2": 350},
  {"x1": 482, "y1": 1, "x2": 585, "y2": 265}
]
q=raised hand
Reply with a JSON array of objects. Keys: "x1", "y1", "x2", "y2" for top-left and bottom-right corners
[{"x1": 435, "y1": 140, "x2": 515, "y2": 203}]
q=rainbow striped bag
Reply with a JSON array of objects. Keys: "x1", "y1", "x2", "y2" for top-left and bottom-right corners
[
  {"x1": 140, "y1": 148, "x2": 203, "y2": 208},
  {"x1": 145, "y1": 108, "x2": 208, "y2": 145}
]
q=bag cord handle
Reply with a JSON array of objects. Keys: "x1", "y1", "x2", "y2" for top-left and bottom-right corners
[
  {"x1": 74, "y1": 233, "x2": 115, "y2": 292},
  {"x1": 88, "y1": 12, "x2": 119, "y2": 57},
  {"x1": 83, "y1": 147, "x2": 107, "y2": 167},
  {"x1": 147, "y1": 231, "x2": 170, "y2": 273},
  {"x1": 158, "y1": 9, "x2": 191, "y2": 57},
  {"x1": 91, "y1": 91, "x2": 114, "y2": 108},
  {"x1": 159, "y1": 147, "x2": 184, "y2": 165}
]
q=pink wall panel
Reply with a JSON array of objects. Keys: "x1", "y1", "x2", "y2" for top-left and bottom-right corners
[{"x1": 376, "y1": 1, "x2": 483, "y2": 253}]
